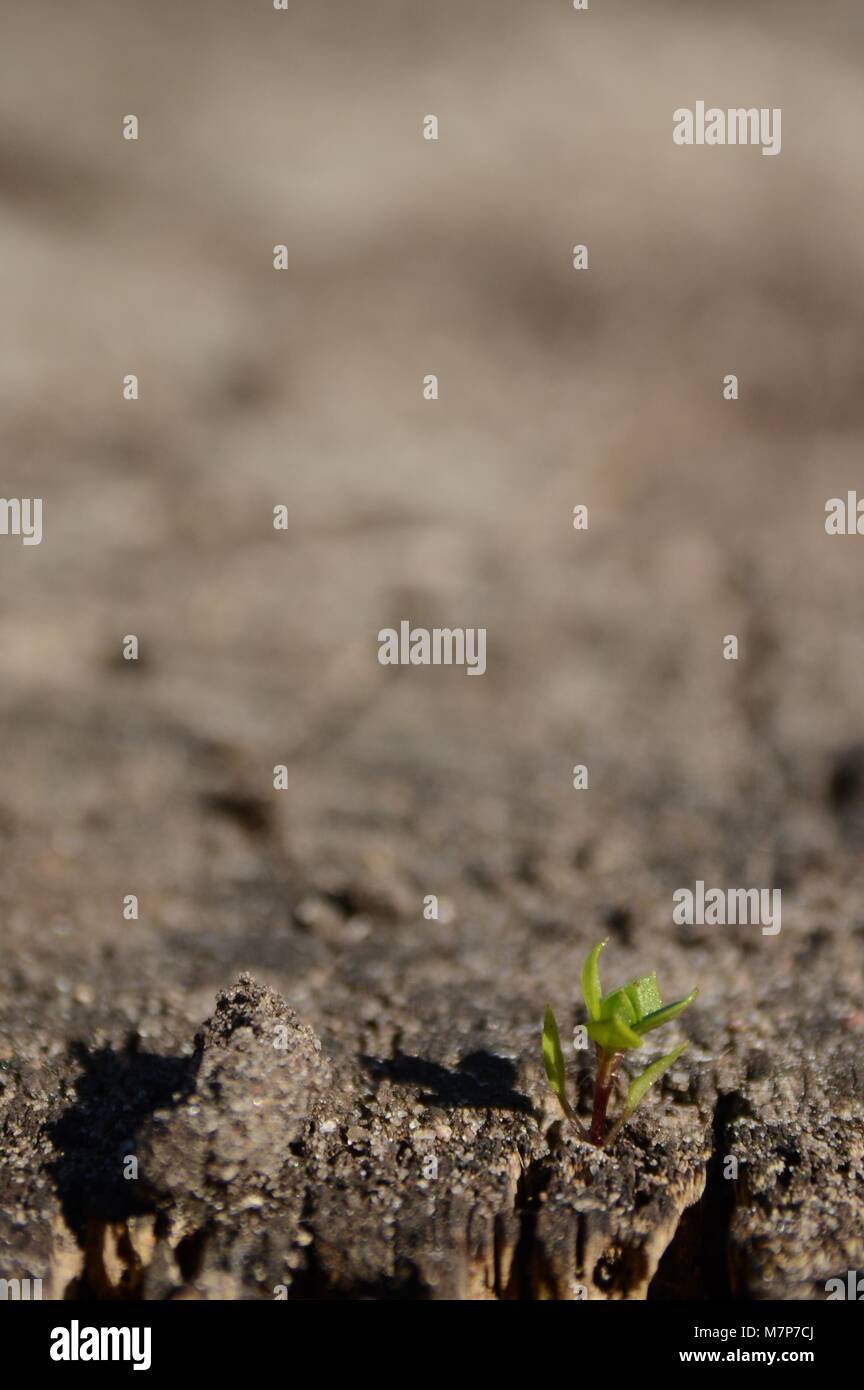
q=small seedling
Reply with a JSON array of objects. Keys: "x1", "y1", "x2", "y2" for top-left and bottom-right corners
[{"x1": 542, "y1": 939, "x2": 698, "y2": 1148}]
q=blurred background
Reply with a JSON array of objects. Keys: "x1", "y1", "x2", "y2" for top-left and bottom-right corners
[{"x1": 1, "y1": 0, "x2": 863, "y2": 1298}]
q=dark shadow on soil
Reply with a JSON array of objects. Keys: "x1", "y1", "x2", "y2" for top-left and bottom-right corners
[
  {"x1": 360, "y1": 1048, "x2": 533, "y2": 1114},
  {"x1": 45, "y1": 1037, "x2": 200, "y2": 1242}
]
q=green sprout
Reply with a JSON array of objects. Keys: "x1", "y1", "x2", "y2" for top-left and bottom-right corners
[{"x1": 542, "y1": 939, "x2": 698, "y2": 1148}]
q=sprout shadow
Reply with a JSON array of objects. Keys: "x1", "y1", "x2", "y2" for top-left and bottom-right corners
[
  {"x1": 45, "y1": 1037, "x2": 200, "y2": 1241},
  {"x1": 360, "y1": 1048, "x2": 533, "y2": 1114}
]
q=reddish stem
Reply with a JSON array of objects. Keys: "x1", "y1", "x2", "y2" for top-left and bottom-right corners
[{"x1": 589, "y1": 1047, "x2": 622, "y2": 1145}]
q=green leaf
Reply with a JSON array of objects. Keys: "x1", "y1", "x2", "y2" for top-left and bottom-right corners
[
  {"x1": 633, "y1": 989, "x2": 698, "y2": 1035},
  {"x1": 587, "y1": 1011, "x2": 642, "y2": 1053},
  {"x1": 580, "y1": 939, "x2": 607, "y2": 1022},
  {"x1": 542, "y1": 1007, "x2": 568, "y2": 1101},
  {"x1": 626, "y1": 1041, "x2": 688, "y2": 1113},
  {"x1": 598, "y1": 986, "x2": 637, "y2": 1024},
  {"x1": 623, "y1": 973, "x2": 662, "y2": 1021}
]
